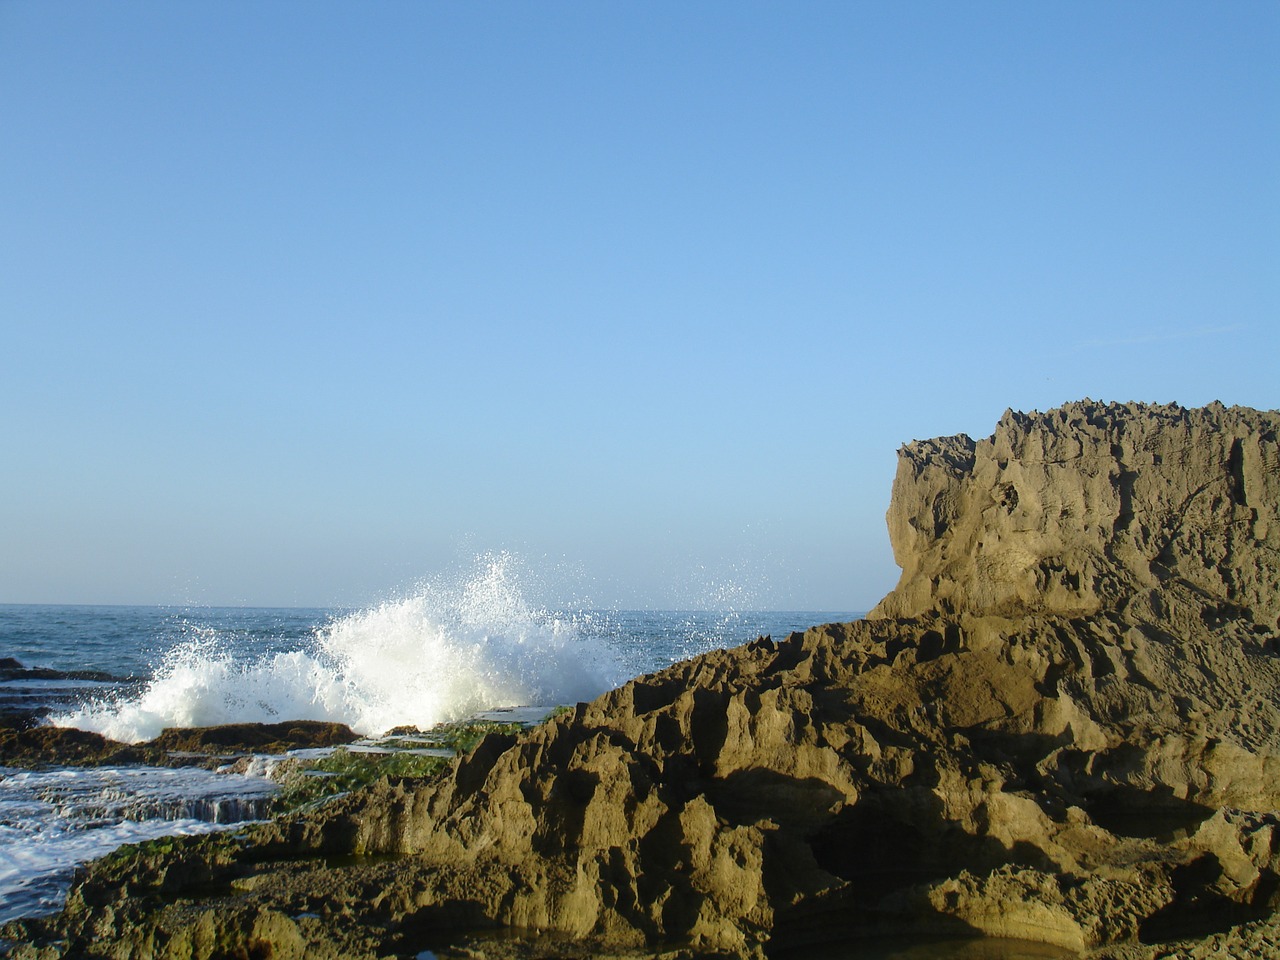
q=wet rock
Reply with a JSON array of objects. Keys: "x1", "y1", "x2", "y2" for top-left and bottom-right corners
[
  {"x1": 0, "y1": 660, "x2": 125, "y2": 684},
  {"x1": 0, "y1": 724, "x2": 135, "y2": 767},
  {"x1": 144, "y1": 720, "x2": 360, "y2": 755},
  {"x1": 0, "y1": 719, "x2": 360, "y2": 768}
]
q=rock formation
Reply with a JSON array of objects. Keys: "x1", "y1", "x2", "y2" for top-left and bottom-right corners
[
  {"x1": 0, "y1": 720, "x2": 360, "y2": 769},
  {"x1": 873, "y1": 400, "x2": 1280, "y2": 627},
  {"x1": 5, "y1": 399, "x2": 1279, "y2": 960}
]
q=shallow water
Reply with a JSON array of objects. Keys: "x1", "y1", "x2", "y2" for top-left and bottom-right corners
[
  {"x1": 417, "y1": 932, "x2": 1079, "y2": 960},
  {"x1": 776, "y1": 936, "x2": 1079, "y2": 959},
  {"x1": 0, "y1": 764, "x2": 277, "y2": 924}
]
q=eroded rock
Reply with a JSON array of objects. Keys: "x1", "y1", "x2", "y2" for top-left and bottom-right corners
[{"x1": 871, "y1": 400, "x2": 1280, "y2": 626}]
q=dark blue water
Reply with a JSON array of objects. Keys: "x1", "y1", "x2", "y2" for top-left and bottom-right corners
[{"x1": 0, "y1": 604, "x2": 334, "y2": 679}]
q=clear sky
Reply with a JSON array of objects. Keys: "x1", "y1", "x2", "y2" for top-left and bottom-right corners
[{"x1": 2, "y1": 2, "x2": 1276, "y2": 611}]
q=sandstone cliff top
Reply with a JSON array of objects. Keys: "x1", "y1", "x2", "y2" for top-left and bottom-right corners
[{"x1": 871, "y1": 399, "x2": 1280, "y2": 626}]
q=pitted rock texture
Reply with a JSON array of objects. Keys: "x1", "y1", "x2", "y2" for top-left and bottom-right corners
[
  {"x1": 6, "y1": 400, "x2": 1279, "y2": 960},
  {"x1": 871, "y1": 400, "x2": 1280, "y2": 625}
]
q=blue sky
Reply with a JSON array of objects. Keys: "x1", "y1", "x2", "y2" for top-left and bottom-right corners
[{"x1": 2, "y1": 2, "x2": 1276, "y2": 610}]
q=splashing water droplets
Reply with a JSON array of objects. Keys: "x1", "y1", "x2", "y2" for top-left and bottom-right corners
[{"x1": 55, "y1": 556, "x2": 623, "y2": 743}]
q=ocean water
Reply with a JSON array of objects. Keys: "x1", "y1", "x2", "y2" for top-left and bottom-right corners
[{"x1": 0, "y1": 558, "x2": 859, "y2": 925}]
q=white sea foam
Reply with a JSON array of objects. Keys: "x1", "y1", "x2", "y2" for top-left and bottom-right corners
[
  {"x1": 53, "y1": 554, "x2": 624, "y2": 743},
  {"x1": 0, "y1": 765, "x2": 276, "y2": 923}
]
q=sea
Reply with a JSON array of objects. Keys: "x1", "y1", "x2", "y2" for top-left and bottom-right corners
[{"x1": 0, "y1": 562, "x2": 860, "y2": 928}]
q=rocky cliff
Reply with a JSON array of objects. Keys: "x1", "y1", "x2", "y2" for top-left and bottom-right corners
[
  {"x1": 7, "y1": 400, "x2": 1280, "y2": 960},
  {"x1": 872, "y1": 400, "x2": 1280, "y2": 627}
]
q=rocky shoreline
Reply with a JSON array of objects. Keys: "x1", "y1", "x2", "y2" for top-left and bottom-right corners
[
  {"x1": 3, "y1": 400, "x2": 1278, "y2": 959},
  {"x1": 0, "y1": 705, "x2": 361, "y2": 770}
]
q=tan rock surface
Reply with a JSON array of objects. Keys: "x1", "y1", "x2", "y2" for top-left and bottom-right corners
[
  {"x1": 6, "y1": 399, "x2": 1279, "y2": 960},
  {"x1": 872, "y1": 400, "x2": 1280, "y2": 627}
]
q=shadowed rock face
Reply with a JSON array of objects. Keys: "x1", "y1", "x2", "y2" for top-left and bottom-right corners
[{"x1": 6, "y1": 401, "x2": 1280, "y2": 960}]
